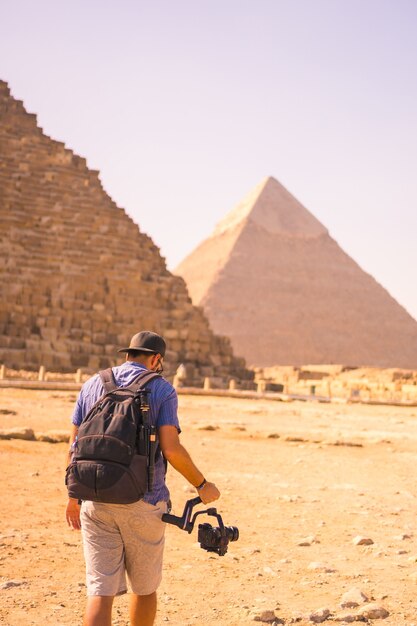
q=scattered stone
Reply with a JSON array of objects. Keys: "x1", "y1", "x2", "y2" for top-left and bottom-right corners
[
  {"x1": 340, "y1": 587, "x2": 369, "y2": 608},
  {"x1": 268, "y1": 433, "x2": 280, "y2": 439},
  {"x1": 253, "y1": 609, "x2": 277, "y2": 623},
  {"x1": 356, "y1": 603, "x2": 389, "y2": 619},
  {"x1": 35, "y1": 430, "x2": 69, "y2": 443},
  {"x1": 329, "y1": 441, "x2": 363, "y2": 448},
  {"x1": 0, "y1": 427, "x2": 35, "y2": 441},
  {"x1": 308, "y1": 562, "x2": 336, "y2": 573},
  {"x1": 281, "y1": 495, "x2": 302, "y2": 502},
  {"x1": 263, "y1": 566, "x2": 277, "y2": 576},
  {"x1": 0, "y1": 409, "x2": 17, "y2": 415},
  {"x1": 198, "y1": 425, "x2": 219, "y2": 431},
  {"x1": 298, "y1": 535, "x2": 319, "y2": 546},
  {"x1": 309, "y1": 607, "x2": 331, "y2": 623},
  {"x1": 394, "y1": 533, "x2": 411, "y2": 541},
  {"x1": 353, "y1": 536, "x2": 374, "y2": 546},
  {"x1": 285, "y1": 436, "x2": 307, "y2": 442},
  {"x1": 0, "y1": 580, "x2": 26, "y2": 590}
]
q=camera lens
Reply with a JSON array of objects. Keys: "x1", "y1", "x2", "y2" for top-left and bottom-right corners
[{"x1": 225, "y1": 526, "x2": 239, "y2": 542}]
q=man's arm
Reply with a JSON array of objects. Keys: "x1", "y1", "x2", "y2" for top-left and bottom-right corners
[
  {"x1": 65, "y1": 424, "x2": 81, "y2": 530},
  {"x1": 158, "y1": 424, "x2": 220, "y2": 504}
]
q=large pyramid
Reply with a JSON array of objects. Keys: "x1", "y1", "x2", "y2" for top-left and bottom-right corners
[
  {"x1": 175, "y1": 176, "x2": 417, "y2": 368},
  {"x1": 0, "y1": 80, "x2": 249, "y2": 383}
]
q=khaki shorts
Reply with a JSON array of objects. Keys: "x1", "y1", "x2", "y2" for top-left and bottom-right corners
[{"x1": 80, "y1": 499, "x2": 167, "y2": 596}]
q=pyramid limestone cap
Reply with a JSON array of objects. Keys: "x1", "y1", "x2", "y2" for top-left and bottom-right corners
[{"x1": 213, "y1": 176, "x2": 328, "y2": 239}]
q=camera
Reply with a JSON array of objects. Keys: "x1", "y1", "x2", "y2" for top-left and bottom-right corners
[
  {"x1": 162, "y1": 496, "x2": 239, "y2": 556},
  {"x1": 198, "y1": 522, "x2": 239, "y2": 556}
]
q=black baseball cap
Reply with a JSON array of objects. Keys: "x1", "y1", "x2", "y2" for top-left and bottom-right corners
[{"x1": 118, "y1": 331, "x2": 166, "y2": 357}]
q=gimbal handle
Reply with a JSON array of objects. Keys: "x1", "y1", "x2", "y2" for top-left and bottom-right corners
[
  {"x1": 162, "y1": 497, "x2": 224, "y2": 534},
  {"x1": 162, "y1": 497, "x2": 202, "y2": 532}
]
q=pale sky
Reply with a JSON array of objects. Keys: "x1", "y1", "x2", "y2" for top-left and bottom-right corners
[{"x1": 1, "y1": 0, "x2": 416, "y2": 320}]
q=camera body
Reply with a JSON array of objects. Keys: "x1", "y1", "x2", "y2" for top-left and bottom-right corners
[
  {"x1": 162, "y1": 497, "x2": 239, "y2": 556},
  {"x1": 198, "y1": 522, "x2": 239, "y2": 556}
]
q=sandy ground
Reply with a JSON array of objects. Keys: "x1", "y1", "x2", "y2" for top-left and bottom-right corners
[{"x1": 1, "y1": 389, "x2": 417, "y2": 625}]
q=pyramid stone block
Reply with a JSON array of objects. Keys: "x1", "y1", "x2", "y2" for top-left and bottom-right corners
[{"x1": 175, "y1": 177, "x2": 417, "y2": 368}]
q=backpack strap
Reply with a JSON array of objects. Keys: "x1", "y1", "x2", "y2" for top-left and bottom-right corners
[
  {"x1": 99, "y1": 368, "x2": 119, "y2": 393},
  {"x1": 125, "y1": 370, "x2": 161, "y2": 392},
  {"x1": 99, "y1": 368, "x2": 160, "y2": 394}
]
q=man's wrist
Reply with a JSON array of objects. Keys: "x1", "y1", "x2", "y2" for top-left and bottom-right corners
[{"x1": 196, "y1": 478, "x2": 207, "y2": 490}]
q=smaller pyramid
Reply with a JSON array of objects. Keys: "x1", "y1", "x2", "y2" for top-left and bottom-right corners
[{"x1": 175, "y1": 177, "x2": 417, "y2": 368}]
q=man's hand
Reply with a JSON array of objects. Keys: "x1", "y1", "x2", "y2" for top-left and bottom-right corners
[
  {"x1": 198, "y1": 481, "x2": 220, "y2": 504},
  {"x1": 66, "y1": 498, "x2": 81, "y2": 530}
]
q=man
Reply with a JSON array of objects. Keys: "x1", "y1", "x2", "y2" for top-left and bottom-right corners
[{"x1": 66, "y1": 330, "x2": 220, "y2": 626}]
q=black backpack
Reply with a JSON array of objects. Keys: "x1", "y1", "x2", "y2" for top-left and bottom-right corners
[{"x1": 66, "y1": 368, "x2": 160, "y2": 504}]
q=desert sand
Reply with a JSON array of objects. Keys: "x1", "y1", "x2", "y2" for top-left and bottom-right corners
[{"x1": 1, "y1": 389, "x2": 417, "y2": 625}]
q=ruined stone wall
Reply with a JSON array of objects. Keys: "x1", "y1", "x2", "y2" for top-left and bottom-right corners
[{"x1": 0, "y1": 80, "x2": 249, "y2": 383}]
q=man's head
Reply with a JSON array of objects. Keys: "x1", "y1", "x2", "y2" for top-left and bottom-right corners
[{"x1": 118, "y1": 331, "x2": 166, "y2": 373}]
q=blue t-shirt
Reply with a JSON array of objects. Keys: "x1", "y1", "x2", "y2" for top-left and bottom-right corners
[{"x1": 71, "y1": 361, "x2": 180, "y2": 505}]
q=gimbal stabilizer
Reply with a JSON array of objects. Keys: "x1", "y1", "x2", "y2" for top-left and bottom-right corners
[{"x1": 162, "y1": 497, "x2": 239, "y2": 556}]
